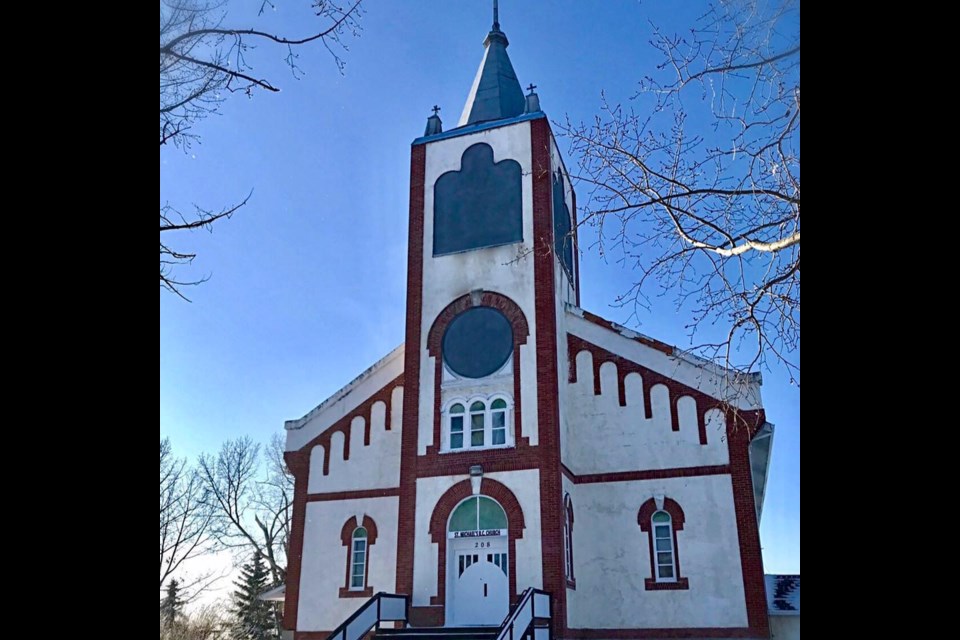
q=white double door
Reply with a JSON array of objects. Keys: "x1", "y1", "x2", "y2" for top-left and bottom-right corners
[{"x1": 447, "y1": 535, "x2": 509, "y2": 626}]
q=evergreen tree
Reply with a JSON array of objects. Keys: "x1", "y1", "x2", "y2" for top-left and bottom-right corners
[
  {"x1": 230, "y1": 553, "x2": 277, "y2": 640},
  {"x1": 160, "y1": 578, "x2": 185, "y2": 628}
]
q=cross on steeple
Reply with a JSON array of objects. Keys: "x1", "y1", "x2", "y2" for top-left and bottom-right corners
[
  {"x1": 493, "y1": 0, "x2": 500, "y2": 30},
  {"x1": 526, "y1": 83, "x2": 537, "y2": 95},
  {"x1": 432, "y1": 105, "x2": 441, "y2": 116}
]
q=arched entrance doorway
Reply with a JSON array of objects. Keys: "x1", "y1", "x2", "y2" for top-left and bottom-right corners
[{"x1": 446, "y1": 496, "x2": 509, "y2": 626}]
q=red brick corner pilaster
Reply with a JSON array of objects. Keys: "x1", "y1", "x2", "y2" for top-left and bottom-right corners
[
  {"x1": 396, "y1": 142, "x2": 427, "y2": 598},
  {"x1": 530, "y1": 116, "x2": 568, "y2": 637},
  {"x1": 282, "y1": 450, "x2": 310, "y2": 631}
]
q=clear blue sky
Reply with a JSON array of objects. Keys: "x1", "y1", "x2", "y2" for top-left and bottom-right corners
[{"x1": 160, "y1": 0, "x2": 799, "y2": 574}]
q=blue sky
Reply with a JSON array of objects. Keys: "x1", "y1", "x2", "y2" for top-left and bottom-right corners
[{"x1": 160, "y1": 0, "x2": 799, "y2": 574}]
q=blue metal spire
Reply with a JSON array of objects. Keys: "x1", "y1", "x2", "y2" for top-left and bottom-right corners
[{"x1": 457, "y1": 1, "x2": 526, "y2": 126}]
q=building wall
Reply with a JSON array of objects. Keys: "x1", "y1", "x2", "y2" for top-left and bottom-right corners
[
  {"x1": 564, "y1": 344, "x2": 730, "y2": 474},
  {"x1": 565, "y1": 476, "x2": 748, "y2": 630},
  {"x1": 769, "y1": 616, "x2": 800, "y2": 640},
  {"x1": 412, "y1": 469, "x2": 544, "y2": 608},
  {"x1": 308, "y1": 386, "x2": 404, "y2": 493},
  {"x1": 296, "y1": 496, "x2": 400, "y2": 631},
  {"x1": 419, "y1": 122, "x2": 540, "y2": 453}
]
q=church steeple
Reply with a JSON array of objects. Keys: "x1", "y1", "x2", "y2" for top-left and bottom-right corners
[{"x1": 457, "y1": 0, "x2": 526, "y2": 127}]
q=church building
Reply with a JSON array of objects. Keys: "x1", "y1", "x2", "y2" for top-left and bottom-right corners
[{"x1": 282, "y1": 6, "x2": 777, "y2": 640}]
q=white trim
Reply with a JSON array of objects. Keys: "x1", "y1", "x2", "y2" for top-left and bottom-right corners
[
  {"x1": 651, "y1": 511, "x2": 677, "y2": 583},
  {"x1": 442, "y1": 353, "x2": 513, "y2": 388},
  {"x1": 349, "y1": 527, "x2": 368, "y2": 591},
  {"x1": 440, "y1": 393, "x2": 515, "y2": 453}
]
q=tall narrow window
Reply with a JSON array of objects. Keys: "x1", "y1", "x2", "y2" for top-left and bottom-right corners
[
  {"x1": 450, "y1": 403, "x2": 465, "y2": 450},
  {"x1": 638, "y1": 497, "x2": 689, "y2": 590},
  {"x1": 652, "y1": 512, "x2": 675, "y2": 581},
  {"x1": 470, "y1": 401, "x2": 485, "y2": 447},
  {"x1": 491, "y1": 399, "x2": 507, "y2": 445},
  {"x1": 564, "y1": 494, "x2": 575, "y2": 588},
  {"x1": 350, "y1": 528, "x2": 368, "y2": 590}
]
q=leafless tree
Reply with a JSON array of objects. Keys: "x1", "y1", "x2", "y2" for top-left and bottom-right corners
[
  {"x1": 160, "y1": 0, "x2": 364, "y2": 299},
  {"x1": 160, "y1": 439, "x2": 214, "y2": 594},
  {"x1": 563, "y1": 0, "x2": 800, "y2": 382},
  {"x1": 198, "y1": 435, "x2": 293, "y2": 585}
]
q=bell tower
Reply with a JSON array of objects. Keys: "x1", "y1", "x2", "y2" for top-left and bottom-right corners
[{"x1": 396, "y1": 1, "x2": 578, "y2": 629}]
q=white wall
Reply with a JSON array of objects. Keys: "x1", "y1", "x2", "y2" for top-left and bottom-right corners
[
  {"x1": 419, "y1": 123, "x2": 540, "y2": 455},
  {"x1": 564, "y1": 344, "x2": 729, "y2": 474},
  {"x1": 770, "y1": 615, "x2": 800, "y2": 640},
  {"x1": 567, "y1": 312, "x2": 763, "y2": 411},
  {"x1": 297, "y1": 496, "x2": 400, "y2": 631},
  {"x1": 412, "y1": 470, "x2": 543, "y2": 607},
  {"x1": 308, "y1": 386, "x2": 404, "y2": 493},
  {"x1": 566, "y1": 476, "x2": 748, "y2": 630}
]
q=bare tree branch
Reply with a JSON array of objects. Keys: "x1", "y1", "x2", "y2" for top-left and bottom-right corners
[
  {"x1": 561, "y1": 0, "x2": 800, "y2": 383},
  {"x1": 160, "y1": 439, "x2": 214, "y2": 592},
  {"x1": 198, "y1": 436, "x2": 292, "y2": 585},
  {"x1": 159, "y1": 0, "x2": 365, "y2": 299}
]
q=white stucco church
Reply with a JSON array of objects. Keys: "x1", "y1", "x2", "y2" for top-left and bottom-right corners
[{"x1": 279, "y1": 5, "x2": 794, "y2": 640}]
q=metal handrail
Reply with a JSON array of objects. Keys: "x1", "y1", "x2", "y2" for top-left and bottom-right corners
[
  {"x1": 495, "y1": 587, "x2": 551, "y2": 640},
  {"x1": 325, "y1": 592, "x2": 410, "y2": 640}
]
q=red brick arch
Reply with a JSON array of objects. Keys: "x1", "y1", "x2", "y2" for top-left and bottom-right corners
[
  {"x1": 425, "y1": 291, "x2": 530, "y2": 455},
  {"x1": 428, "y1": 478, "x2": 526, "y2": 607},
  {"x1": 638, "y1": 497, "x2": 690, "y2": 591},
  {"x1": 338, "y1": 515, "x2": 378, "y2": 598}
]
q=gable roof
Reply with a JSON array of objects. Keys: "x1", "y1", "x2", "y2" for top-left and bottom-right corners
[
  {"x1": 284, "y1": 344, "x2": 404, "y2": 452},
  {"x1": 565, "y1": 304, "x2": 764, "y2": 411}
]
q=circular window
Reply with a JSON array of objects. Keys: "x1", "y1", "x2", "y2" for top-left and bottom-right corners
[{"x1": 442, "y1": 307, "x2": 513, "y2": 378}]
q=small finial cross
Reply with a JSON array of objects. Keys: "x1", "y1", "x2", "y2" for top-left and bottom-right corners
[
  {"x1": 527, "y1": 83, "x2": 537, "y2": 94},
  {"x1": 432, "y1": 105, "x2": 441, "y2": 116},
  {"x1": 493, "y1": 0, "x2": 500, "y2": 30}
]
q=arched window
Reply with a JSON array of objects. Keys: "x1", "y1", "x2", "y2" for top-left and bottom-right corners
[
  {"x1": 340, "y1": 516, "x2": 378, "y2": 598},
  {"x1": 491, "y1": 399, "x2": 508, "y2": 445},
  {"x1": 638, "y1": 498, "x2": 689, "y2": 590},
  {"x1": 350, "y1": 527, "x2": 368, "y2": 590},
  {"x1": 563, "y1": 494, "x2": 576, "y2": 588},
  {"x1": 449, "y1": 496, "x2": 508, "y2": 533},
  {"x1": 444, "y1": 397, "x2": 514, "y2": 451},
  {"x1": 470, "y1": 401, "x2": 486, "y2": 447},
  {"x1": 449, "y1": 403, "x2": 465, "y2": 450},
  {"x1": 652, "y1": 512, "x2": 675, "y2": 581}
]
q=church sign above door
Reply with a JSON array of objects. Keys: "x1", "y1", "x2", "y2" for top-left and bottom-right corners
[{"x1": 450, "y1": 529, "x2": 507, "y2": 539}]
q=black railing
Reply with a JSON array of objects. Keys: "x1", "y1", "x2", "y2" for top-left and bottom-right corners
[
  {"x1": 495, "y1": 588, "x2": 551, "y2": 640},
  {"x1": 326, "y1": 592, "x2": 411, "y2": 640}
]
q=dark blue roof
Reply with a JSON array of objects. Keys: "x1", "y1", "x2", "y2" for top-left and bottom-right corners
[
  {"x1": 765, "y1": 575, "x2": 800, "y2": 615},
  {"x1": 459, "y1": 27, "x2": 525, "y2": 126}
]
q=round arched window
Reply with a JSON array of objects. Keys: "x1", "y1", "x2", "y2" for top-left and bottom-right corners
[
  {"x1": 442, "y1": 307, "x2": 513, "y2": 378},
  {"x1": 448, "y1": 496, "x2": 508, "y2": 533}
]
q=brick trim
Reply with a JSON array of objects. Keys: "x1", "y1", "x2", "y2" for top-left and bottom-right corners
[
  {"x1": 424, "y1": 291, "x2": 530, "y2": 457},
  {"x1": 307, "y1": 487, "x2": 401, "y2": 502},
  {"x1": 397, "y1": 143, "x2": 427, "y2": 597},
  {"x1": 638, "y1": 498, "x2": 690, "y2": 591},
  {"x1": 727, "y1": 409, "x2": 770, "y2": 636},
  {"x1": 294, "y1": 374, "x2": 404, "y2": 462},
  {"x1": 427, "y1": 478, "x2": 526, "y2": 610},
  {"x1": 530, "y1": 117, "x2": 567, "y2": 637},
  {"x1": 562, "y1": 463, "x2": 731, "y2": 485},
  {"x1": 339, "y1": 515, "x2": 378, "y2": 598},
  {"x1": 569, "y1": 334, "x2": 724, "y2": 444},
  {"x1": 282, "y1": 450, "x2": 309, "y2": 630}
]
